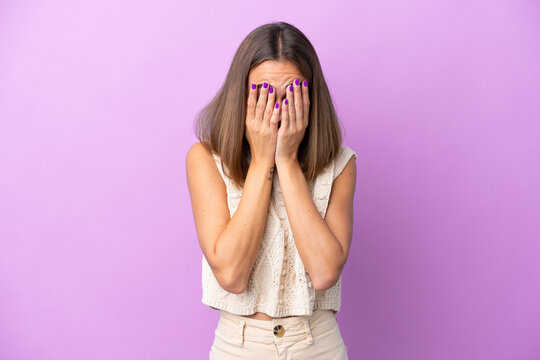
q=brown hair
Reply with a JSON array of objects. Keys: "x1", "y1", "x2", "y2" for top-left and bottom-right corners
[{"x1": 194, "y1": 21, "x2": 344, "y2": 190}]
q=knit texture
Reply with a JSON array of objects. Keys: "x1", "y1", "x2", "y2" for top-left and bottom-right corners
[{"x1": 201, "y1": 145, "x2": 358, "y2": 317}]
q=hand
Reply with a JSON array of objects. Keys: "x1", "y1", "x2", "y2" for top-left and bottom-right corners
[
  {"x1": 245, "y1": 82, "x2": 281, "y2": 165},
  {"x1": 275, "y1": 79, "x2": 310, "y2": 165}
]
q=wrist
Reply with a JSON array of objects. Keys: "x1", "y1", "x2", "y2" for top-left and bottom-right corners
[
  {"x1": 275, "y1": 156, "x2": 299, "y2": 170},
  {"x1": 249, "y1": 158, "x2": 276, "y2": 178}
]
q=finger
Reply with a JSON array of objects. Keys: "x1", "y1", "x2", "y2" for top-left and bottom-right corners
[
  {"x1": 263, "y1": 85, "x2": 276, "y2": 128},
  {"x1": 301, "y1": 80, "x2": 310, "y2": 124},
  {"x1": 255, "y1": 82, "x2": 270, "y2": 122},
  {"x1": 281, "y1": 97, "x2": 289, "y2": 132},
  {"x1": 269, "y1": 95, "x2": 281, "y2": 130},
  {"x1": 293, "y1": 79, "x2": 304, "y2": 128},
  {"x1": 287, "y1": 83, "x2": 295, "y2": 131},
  {"x1": 256, "y1": 83, "x2": 263, "y2": 100},
  {"x1": 247, "y1": 83, "x2": 257, "y2": 122}
]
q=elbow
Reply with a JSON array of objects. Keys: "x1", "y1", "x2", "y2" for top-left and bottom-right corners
[
  {"x1": 311, "y1": 265, "x2": 343, "y2": 291},
  {"x1": 312, "y1": 243, "x2": 348, "y2": 291},
  {"x1": 223, "y1": 281, "x2": 247, "y2": 295},
  {"x1": 312, "y1": 268, "x2": 341, "y2": 291},
  {"x1": 216, "y1": 270, "x2": 248, "y2": 295}
]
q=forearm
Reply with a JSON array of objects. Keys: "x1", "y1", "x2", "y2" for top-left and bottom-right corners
[
  {"x1": 214, "y1": 159, "x2": 275, "y2": 292},
  {"x1": 276, "y1": 159, "x2": 344, "y2": 289}
]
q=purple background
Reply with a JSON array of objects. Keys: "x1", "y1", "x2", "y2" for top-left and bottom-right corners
[{"x1": 1, "y1": 1, "x2": 539, "y2": 359}]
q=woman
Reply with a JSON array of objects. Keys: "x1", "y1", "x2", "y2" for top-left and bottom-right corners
[{"x1": 186, "y1": 21, "x2": 357, "y2": 359}]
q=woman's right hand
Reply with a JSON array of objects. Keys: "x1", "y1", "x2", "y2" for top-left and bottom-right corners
[{"x1": 245, "y1": 82, "x2": 281, "y2": 165}]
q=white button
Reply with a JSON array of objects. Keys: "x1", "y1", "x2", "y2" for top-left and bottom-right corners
[
  {"x1": 280, "y1": 284, "x2": 284, "y2": 290},
  {"x1": 308, "y1": 282, "x2": 312, "y2": 288},
  {"x1": 282, "y1": 269, "x2": 286, "y2": 275},
  {"x1": 279, "y1": 299, "x2": 283, "y2": 304}
]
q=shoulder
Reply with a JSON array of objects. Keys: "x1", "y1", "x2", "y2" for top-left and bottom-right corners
[
  {"x1": 333, "y1": 145, "x2": 358, "y2": 181},
  {"x1": 186, "y1": 141, "x2": 213, "y2": 165},
  {"x1": 327, "y1": 146, "x2": 357, "y2": 217},
  {"x1": 185, "y1": 141, "x2": 225, "y2": 189}
]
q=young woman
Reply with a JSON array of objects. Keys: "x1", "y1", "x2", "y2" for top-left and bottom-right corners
[{"x1": 186, "y1": 21, "x2": 357, "y2": 359}]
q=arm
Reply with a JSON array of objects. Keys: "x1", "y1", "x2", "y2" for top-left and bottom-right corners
[
  {"x1": 276, "y1": 156, "x2": 356, "y2": 291},
  {"x1": 186, "y1": 142, "x2": 275, "y2": 294}
]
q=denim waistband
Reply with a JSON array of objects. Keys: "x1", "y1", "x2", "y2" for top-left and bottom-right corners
[{"x1": 215, "y1": 309, "x2": 337, "y2": 347}]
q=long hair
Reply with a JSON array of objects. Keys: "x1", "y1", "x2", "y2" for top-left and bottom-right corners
[{"x1": 194, "y1": 21, "x2": 344, "y2": 190}]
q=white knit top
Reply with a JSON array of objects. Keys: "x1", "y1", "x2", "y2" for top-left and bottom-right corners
[{"x1": 201, "y1": 145, "x2": 358, "y2": 317}]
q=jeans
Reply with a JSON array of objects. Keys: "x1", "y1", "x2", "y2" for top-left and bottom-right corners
[{"x1": 209, "y1": 309, "x2": 348, "y2": 359}]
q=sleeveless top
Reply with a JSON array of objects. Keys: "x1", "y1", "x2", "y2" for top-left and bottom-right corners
[{"x1": 201, "y1": 145, "x2": 358, "y2": 317}]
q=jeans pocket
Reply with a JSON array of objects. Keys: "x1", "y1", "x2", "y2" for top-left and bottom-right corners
[{"x1": 215, "y1": 328, "x2": 243, "y2": 348}]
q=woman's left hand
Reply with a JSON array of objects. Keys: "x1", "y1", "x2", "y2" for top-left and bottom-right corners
[{"x1": 275, "y1": 79, "x2": 310, "y2": 165}]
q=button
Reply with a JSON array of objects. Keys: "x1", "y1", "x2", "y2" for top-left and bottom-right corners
[
  {"x1": 281, "y1": 269, "x2": 286, "y2": 275},
  {"x1": 273, "y1": 324, "x2": 285, "y2": 337},
  {"x1": 280, "y1": 284, "x2": 284, "y2": 290},
  {"x1": 308, "y1": 281, "x2": 312, "y2": 288}
]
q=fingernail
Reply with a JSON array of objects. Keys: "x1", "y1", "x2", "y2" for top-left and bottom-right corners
[
  {"x1": 275, "y1": 102, "x2": 279, "y2": 109},
  {"x1": 303, "y1": 81, "x2": 308, "y2": 87},
  {"x1": 269, "y1": 86, "x2": 273, "y2": 94},
  {"x1": 289, "y1": 85, "x2": 293, "y2": 92},
  {"x1": 285, "y1": 99, "x2": 288, "y2": 105},
  {"x1": 263, "y1": 82, "x2": 268, "y2": 88},
  {"x1": 295, "y1": 79, "x2": 299, "y2": 86},
  {"x1": 251, "y1": 83, "x2": 256, "y2": 89}
]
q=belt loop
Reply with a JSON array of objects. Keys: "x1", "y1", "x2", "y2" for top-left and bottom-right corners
[
  {"x1": 240, "y1": 320, "x2": 246, "y2": 347},
  {"x1": 302, "y1": 317, "x2": 313, "y2": 345}
]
